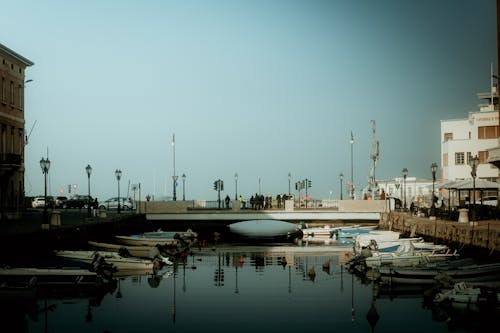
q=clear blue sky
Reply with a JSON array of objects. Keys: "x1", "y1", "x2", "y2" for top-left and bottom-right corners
[{"x1": 2, "y1": 0, "x2": 497, "y2": 201}]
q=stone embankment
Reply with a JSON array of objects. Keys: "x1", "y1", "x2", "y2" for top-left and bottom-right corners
[{"x1": 379, "y1": 212, "x2": 500, "y2": 256}]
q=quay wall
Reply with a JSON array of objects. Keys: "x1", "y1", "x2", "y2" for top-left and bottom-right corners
[{"x1": 379, "y1": 212, "x2": 500, "y2": 255}]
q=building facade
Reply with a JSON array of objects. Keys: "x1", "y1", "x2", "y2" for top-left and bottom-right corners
[
  {"x1": 0, "y1": 43, "x2": 33, "y2": 220},
  {"x1": 441, "y1": 84, "x2": 499, "y2": 183},
  {"x1": 377, "y1": 177, "x2": 434, "y2": 208}
]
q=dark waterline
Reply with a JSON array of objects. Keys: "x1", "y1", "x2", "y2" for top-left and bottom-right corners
[{"x1": 2, "y1": 243, "x2": 496, "y2": 333}]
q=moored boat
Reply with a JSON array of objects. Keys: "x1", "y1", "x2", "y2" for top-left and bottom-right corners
[
  {"x1": 377, "y1": 261, "x2": 500, "y2": 285},
  {"x1": 115, "y1": 235, "x2": 179, "y2": 247},
  {"x1": 55, "y1": 250, "x2": 170, "y2": 272},
  {"x1": 88, "y1": 241, "x2": 171, "y2": 259},
  {"x1": 142, "y1": 228, "x2": 198, "y2": 239}
]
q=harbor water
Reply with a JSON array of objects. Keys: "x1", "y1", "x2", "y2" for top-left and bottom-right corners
[{"x1": 3, "y1": 243, "x2": 496, "y2": 333}]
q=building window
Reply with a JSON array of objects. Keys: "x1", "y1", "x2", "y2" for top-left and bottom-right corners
[
  {"x1": 1, "y1": 77, "x2": 5, "y2": 103},
  {"x1": 18, "y1": 129, "x2": 23, "y2": 155},
  {"x1": 10, "y1": 81, "x2": 14, "y2": 105},
  {"x1": 455, "y1": 152, "x2": 465, "y2": 165},
  {"x1": 10, "y1": 127, "x2": 14, "y2": 153},
  {"x1": 18, "y1": 84, "x2": 23, "y2": 110},
  {"x1": 444, "y1": 133, "x2": 453, "y2": 141},
  {"x1": 467, "y1": 152, "x2": 472, "y2": 165},
  {"x1": 478, "y1": 126, "x2": 499, "y2": 139},
  {"x1": 1, "y1": 126, "x2": 5, "y2": 157},
  {"x1": 478, "y1": 151, "x2": 489, "y2": 164},
  {"x1": 443, "y1": 153, "x2": 448, "y2": 167}
]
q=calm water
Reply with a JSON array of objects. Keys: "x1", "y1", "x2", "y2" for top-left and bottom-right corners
[{"x1": 4, "y1": 244, "x2": 496, "y2": 333}]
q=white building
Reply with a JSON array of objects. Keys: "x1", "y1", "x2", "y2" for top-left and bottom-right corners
[
  {"x1": 441, "y1": 83, "x2": 499, "y2": 183},
  {"x1": 378, "y1": 177, "x2": 434, "y2": 207}
]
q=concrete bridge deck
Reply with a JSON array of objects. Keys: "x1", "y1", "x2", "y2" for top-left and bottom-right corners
[{"x1": 139, "y1": 199, "x2": 386, "y2": 222}]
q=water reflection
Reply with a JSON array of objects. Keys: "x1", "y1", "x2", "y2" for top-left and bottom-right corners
[{"x1": 2, "y1": 245, "x2": 497, "y2": 333}]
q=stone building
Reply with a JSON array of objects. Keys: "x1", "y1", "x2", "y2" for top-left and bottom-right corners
[{"x1": 0, "y1": 43, "x2": 33, "y2": 220}]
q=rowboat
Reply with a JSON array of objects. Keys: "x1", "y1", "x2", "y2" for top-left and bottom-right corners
[
  {"x1": 364, "y1": 250, "x2": 459, "y2": 269},
  {"x1": 378, "y1": 261, "x2": 500, "y2": 285},
  {"x1": 55, "y1": 250, "x2": 169, "y2": 272},
  {"x1": 88, "y1": 241, "x2": 171, "y2": 259},
  {"x1": 142, "y1": 228, "x2": 198, "y2": 239},
  {"x1": 0, "y1": 276, "x2": 37, "y2": 301},
  {"x1": 115, "y1": 235, "x2": 179, "y2": 247},
  {"x1": 0, "y1": 266, "x2": 103, "y2": 286},
  {"x1": 434, "y1": 281, "x2": 500, "y2": 312}
]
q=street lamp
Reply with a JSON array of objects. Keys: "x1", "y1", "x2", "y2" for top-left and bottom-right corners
[
  {"x1": 115, "y1": 169, "x2": 122, "y2": 213},
  {"x1": 234, "y1": 173, "x2": 238, "y2": 200},
  {"x1": 171, "y1": 134, "x2": 178, "y2": 201},
  {"x1": 430, "y1": 162, "x2": 438, "y2": 217},
  {"x1": 85, "y1": 164, "x2": 92, "y2": 218},
  {"x1": 288, "y1": 172, "x2": 291, "y2": 196},
  {"x1": 182, "y1": 173, "x2": 186, "y2": 201},
  {"x1": 339, "y1": 172, "x2": 344, "y2": 200},
  {"x1": 350, "y1": 131, "x2": 355, "y2": 199},
  {"x1": 402, "y1": 168, "x2": 408, "y2": 211},
  {"x1": 39, "y1": 157, "x2": 51, "y2": 224},
  {"x1": 469, "y1": 155, "x2": 479, "y2": 222}
]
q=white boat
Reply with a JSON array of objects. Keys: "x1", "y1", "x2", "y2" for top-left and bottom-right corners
[
  {"x1": 378, "y1": 261, "x2": 500, "y2": 285},
  {"x1": 357, "y1": 238, "x2": 449, "y2": 254},
  {"x1": 115, "y1": 235, "x2": 179, "y2": 247},
  {"x1": 228, "y1": 220, "x2": 301, "y2": 239},
  {"x1": 299, "y1": 223, "x2": 378, "y2": 238},
  {"x1": 434, "y1": 281, "x2": 500, "y2": 311},
  {"x1": 88, "y1": 241, "x2": 169, "y2": 259},
  {"x1": 55, "y1": 250, "x2": 170, "y2": 272},
  {"x1": 363, "y1": 244, "x2": 459, "y2": 268},
  {"x1": 142, "y1": 229, "x2": 198, "y2": 239},
  {"x1": 353, "y1": 231, "x2": 401, "y2": 252}
]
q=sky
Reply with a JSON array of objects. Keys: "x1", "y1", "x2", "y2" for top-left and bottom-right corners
[{"x1": 1, "y1": 0, "x2": 498, "y2": 201}]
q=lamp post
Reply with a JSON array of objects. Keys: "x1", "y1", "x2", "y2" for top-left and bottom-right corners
[
  {"x1": 258, "y1": 177, "x2": 261, "y2": 195},
  {"x1": 402, "y1": 168, "x2": 408, "y2": 211},
  {"x1": 469, "y1": 155, "x2": 479, "y2": 222},
  {"x1": 182, "y1": 174, "x2": 186, "y2": 201},
  {"x1": 115, "y1": 169, "x2": 122, "y2": 213},
  {"x1": 85, "y1": 164, "x2": 92, "y2": 218},
  {"x1": 234, "y1": 173, "x2": 238, "y2": 200},
  {"x1": 350, "y1": 131, "x2": 355, "y2": 199},
  {"x1": 288, "y1": 172, "x2": 291, "y2": 196},
  {"x1": 430, "y1": 162, "x2": 438, "y2": 217},
  {"x1": 171, "y1": 134, "x2": 177, "y2": 201},
  {"x1": 40, "y1": 157, "x2": 51, "y2": 224},
  {"x1": 339, "y1": 172, "x2": 344, "y2": 200}
]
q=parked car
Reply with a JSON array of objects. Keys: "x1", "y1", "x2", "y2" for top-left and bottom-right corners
[
  {"x1": 98, "y1": 197, "x2": 133, "y2": 210},
  {"x1": 31, "y1": 197, "x2": 45, "y2": 208},
  {"x1": 55, "y1": 196, "x2": 68, "y2": 208},
  {"x1": 66, "y1": 195, "x2": 93, "y2": 209}
]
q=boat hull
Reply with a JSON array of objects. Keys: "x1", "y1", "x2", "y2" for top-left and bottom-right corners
[
  {"x1": 378, "y1": 262, "x2": 500, "y2": 284},
  {"x1": 228, "y1": 220, "x2": 301, "y2": 239}
]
